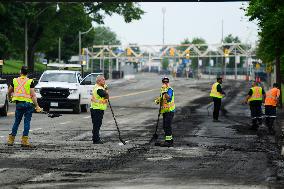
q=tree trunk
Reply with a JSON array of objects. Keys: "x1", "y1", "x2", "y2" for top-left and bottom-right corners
[
  {"x1": 27, "y1": 47, "x2": 35, "y2": 74},
  {"x1": 275, "y1": 47, "x2": 282, "y2": 108}
]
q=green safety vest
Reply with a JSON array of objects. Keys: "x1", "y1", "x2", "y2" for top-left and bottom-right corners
[
  {"x1": 210, "y1": 82, "x2": 223, "y2": 99},
  {"x1": 248, "y1": 86, "x2": 263, "y2": 102},
  {"x1": 12, "y1": 76, "x2": 33, "y2": 103},
  {"x1": 160, "y1": 86, "x2": 175, "y2": 114},
  {"x1": 91, "y1": 84, "x2": 108, "y2": 110}
]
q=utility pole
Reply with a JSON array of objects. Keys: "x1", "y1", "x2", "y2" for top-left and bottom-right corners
[
  {"x1": 25, "y1": 19, "x2": 28, "y2": 67},
  {"x1": 79, "y1": 26, "x2": 93, "y2": 76},
  {"x1": 58, "y1": 37, "x2": 61, "y2": 63},
  {"x1": 276, "y1": 47, "x2": 282, "y2": 108},
  {"x1": 162, "y1": 7, "x2": 166, "y2": 45}
]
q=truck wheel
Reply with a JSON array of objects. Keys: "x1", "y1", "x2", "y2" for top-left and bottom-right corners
[
  {"x1": 0, "y1": 96, "x2": 8, "y2": 116},
  {"x1": 73, "y1": 101, "x2": 81, "y2": 114},
  {"x1": 81, "y1": 104, "x2": 88, "y2": 112}
]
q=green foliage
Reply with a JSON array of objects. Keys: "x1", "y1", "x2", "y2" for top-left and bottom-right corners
[
  {"x1": 162, "y1": 58, "x2": 169, "y2": 70},
  {"x1": 246, "y1": 1, "x2": 284, "y2": 63},
  {"x1": 2, "y1": 60, "x2": 46, "y2": 73},
  {"x1": 0, "y1": 2, "x2": 144, "y2": 72}
]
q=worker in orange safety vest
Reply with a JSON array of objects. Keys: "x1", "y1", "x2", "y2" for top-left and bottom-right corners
[{"x1": 264, "y1": 83, "x2": 281, "y2": 135}]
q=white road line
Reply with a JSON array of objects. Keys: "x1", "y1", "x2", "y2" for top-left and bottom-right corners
[
  {"x1": 83, "y1": 116, "x2": 91, "y2": 119},
  {"x1": 32, "y1": 128, "x2": 42, "y2": 131},
  {"x1": 60, "y1": 121, "x2": 70, "y2": 125}
]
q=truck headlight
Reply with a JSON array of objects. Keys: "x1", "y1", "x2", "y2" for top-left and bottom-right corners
[
  {"x1": 34, "y1": 88, "x2": 40, "y2": 93},
  {"x1": 69, "y1": 89, "x2": 78, "y2": 94}
]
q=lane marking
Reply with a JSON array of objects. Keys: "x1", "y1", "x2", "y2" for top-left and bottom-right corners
[
  {"x1": 60, "y1": 121, "x2": 70, "y2": 125},
  {"x1": 110, "y1": 89, "x2": 157, "y2": 99},
  {"x1": 83, "y1": 116, "x2": 91, "y2": 119}
]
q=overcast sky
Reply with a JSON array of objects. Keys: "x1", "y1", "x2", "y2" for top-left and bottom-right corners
[{"x1": 101, "y1": 2, "x2": 259, "y2": 46}]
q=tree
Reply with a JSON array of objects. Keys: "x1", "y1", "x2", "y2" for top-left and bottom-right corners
[
  {"x1": 0, "y1": 2, "x2": 144, "y2": 72},
  {"x1": 246, "y1": 0, "x2": 284, "y2": 106}
]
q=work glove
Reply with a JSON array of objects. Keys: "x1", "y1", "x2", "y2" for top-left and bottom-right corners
[
  {"x1": 161, "y1": 87, "x2": 168, "y2": 94},
  {"x1": 35, "y1": 106, "x2": 43, "y2": 113},
  {"x1": 154, "y1": 97, "x2": 161, "y2": 105}
]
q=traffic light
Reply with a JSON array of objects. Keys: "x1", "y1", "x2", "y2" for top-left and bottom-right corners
[
  {"x1": 185, "y1": 49, "x2": 190, "y2": 59},
  {"x1": 224, "y1": 48, "x2": 229, "y2": 57},
  {"x1": 169, "y1": 48, "x2": 175, "y2": 56},
  {"x1": 126, "y1": 48, "x2": 132, "y2": 56}
]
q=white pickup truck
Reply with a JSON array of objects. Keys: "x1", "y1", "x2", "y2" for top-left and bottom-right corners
[
  {"x1": 35, "y1": 70, "x2": 102, "y2": 113},
  {"x1": 0, "y1": 78, "x2": 8, "y2": 116}
]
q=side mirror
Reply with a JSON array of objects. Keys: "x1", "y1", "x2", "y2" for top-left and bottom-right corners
[{"x1": 81, "y1": 80, "x2": 92, "y2": 85}]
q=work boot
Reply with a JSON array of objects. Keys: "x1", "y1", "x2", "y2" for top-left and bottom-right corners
[
  {"x1": 160, "y1": 140, "x2": 173, "y2": 147},
  {"x1": 21, "y1": 136, "x2": 31, "y2": 147},
  {"x1": 7, "y1": 134, "x2": 15, "y2": 146}
]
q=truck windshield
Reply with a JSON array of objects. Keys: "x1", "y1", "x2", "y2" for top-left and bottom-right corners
[{"x1": 40, "y1": 73, "x2": 77, "y2": 83}]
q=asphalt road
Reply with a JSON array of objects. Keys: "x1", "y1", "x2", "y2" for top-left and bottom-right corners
[{"x1": 0, "y1": 73, "x2": 284, "y2": 189}]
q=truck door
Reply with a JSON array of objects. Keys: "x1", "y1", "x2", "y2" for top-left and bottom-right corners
[{"x1": 80, "y1": 73, "x2": 101, "y2": 104}]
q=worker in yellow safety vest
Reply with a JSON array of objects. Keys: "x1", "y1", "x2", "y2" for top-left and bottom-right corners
[
  {"x1": 264, "y1": 83, "x2": 280, "y2": 135},
  {"x1": 90, "y1": 75, "x2": 109, "y2": 144},
  {"x1": 243, "y1": 81, "x2": 266, "y2": 130},
  {"x1": 210, "y1": 76, "x2": 225, "y2": 122},
  {"x1": 154, "y1": 76, "x2": 175, "y2": 147},
  {"x1": 7, "y1": 66, "x2": 42, "y2": 147}
]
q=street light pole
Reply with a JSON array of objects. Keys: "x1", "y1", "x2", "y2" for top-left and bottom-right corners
[
  {"x1": 162, "y1": 7, "x2": 166, "y2": 45},
  {"x1": 79, "y1": 26, "x2": 93, "y2": 76},
  {"x1": 58, "y1": 37, "x2": 61, "y2": 63},
  {"x1": 25, "y1": 19, "x2": 28, "y2": 67}
]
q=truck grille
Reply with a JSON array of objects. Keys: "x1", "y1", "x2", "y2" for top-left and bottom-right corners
[{"x1": 40, "y1": 87, "x2": 70, "y2": 99}]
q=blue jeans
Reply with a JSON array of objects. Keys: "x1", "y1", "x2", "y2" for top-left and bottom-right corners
[{"x1": 11, "y1": 102, "x2": 34, "y2": 136}]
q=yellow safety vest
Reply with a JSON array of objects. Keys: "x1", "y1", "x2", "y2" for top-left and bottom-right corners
[
  {"x1": 91, "y1": 84, "x2": 108, "y2": 110},
  {"x1": 210, "y1": 82, "x2": 223, "y2": 98},
  {"x1": 12, "y1": 76, "x2": 33, "y2": 103},
  {"x1": 160, "y1": 86, "x2": 175, "y2": 114},
  {"x1": 248, "y1": 86, "x2": 263, "y2": 102}
]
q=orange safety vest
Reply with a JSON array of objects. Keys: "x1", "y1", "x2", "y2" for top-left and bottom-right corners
[{"x1": 265, "y1": 88, "x2": 280, "y2": 106}]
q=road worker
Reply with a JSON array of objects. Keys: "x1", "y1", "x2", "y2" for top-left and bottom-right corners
[
  {"x1": 155, "y1": 76, "x2": 175, "y2": 147},
  {"x1": 210, "y1": 76, "x2": 225, "y2": 122},
  {"x1": 90, "y1": 75, "x2": 109, "y2": 144},
  {"x1": 7, "y1": 66, "x2": 42, "y2": 147},
  {"x1": 243, "y1": 81, "x2": 265, "y2": 130},
  {"x1": 264, "y1": 83, "x2": 280, "y2": 135}
]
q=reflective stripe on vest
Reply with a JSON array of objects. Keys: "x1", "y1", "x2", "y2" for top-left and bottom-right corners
[
  {"x1": 210, "y1": 82, "x2": 223, "y2": 98},
  {"x1": 160, "y1": 86, "x2": 175, "y2": 114},
  {"x1": 91, "y1": 84, "x2": 108, "y2": 110},
  {"x1": 12, "y1": 77, "x2": 33, "y2": 103},
  {"x1": 248, "y1": 86, "x2": 262, "y2": 102},
  {"x1": 265, "y1": 88, "x2": 280, "y2": 106},
  {"x1": 165, "y1": 135, "x2": 173, "y2": 141}
]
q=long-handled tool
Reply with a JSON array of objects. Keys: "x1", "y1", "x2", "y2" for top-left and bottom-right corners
[
  {"x1": 108, "y1": 100, "x2": 126, "y2": 145},
  {"x1": 149, "y1": 97, "x2": 163, "y2": 144},
  {"x1": 41, "y1": 111, "x2": 62, "y2": 118}
]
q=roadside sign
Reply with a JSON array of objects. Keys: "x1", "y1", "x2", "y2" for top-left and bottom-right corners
[
  {"x1": 255, "y1": 63, "x2": 260, "y2": 70},
  {"x1": 42, "y1": 59, "x2": 47, "y2": 64},
  {"x1": 0, "y1": 60, "x2": 3, "y2": 65}
]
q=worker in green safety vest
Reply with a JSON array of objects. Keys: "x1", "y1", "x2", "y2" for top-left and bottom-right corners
[
  {"x1": 7, "y1": 66, "x2": 42, "y2": 147},
  {"x1": 210, "y1": 76, "x2": 225, "y2": 122},
  {"x1": 243, "y1": 81, "x2": 265, "y2": 130},
  {"x1": 154, "y1": 76, "x2": 175, "y2": 147},
  {"x1": 90, "y1": 75, "x2": 109, "y2": 144}
]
